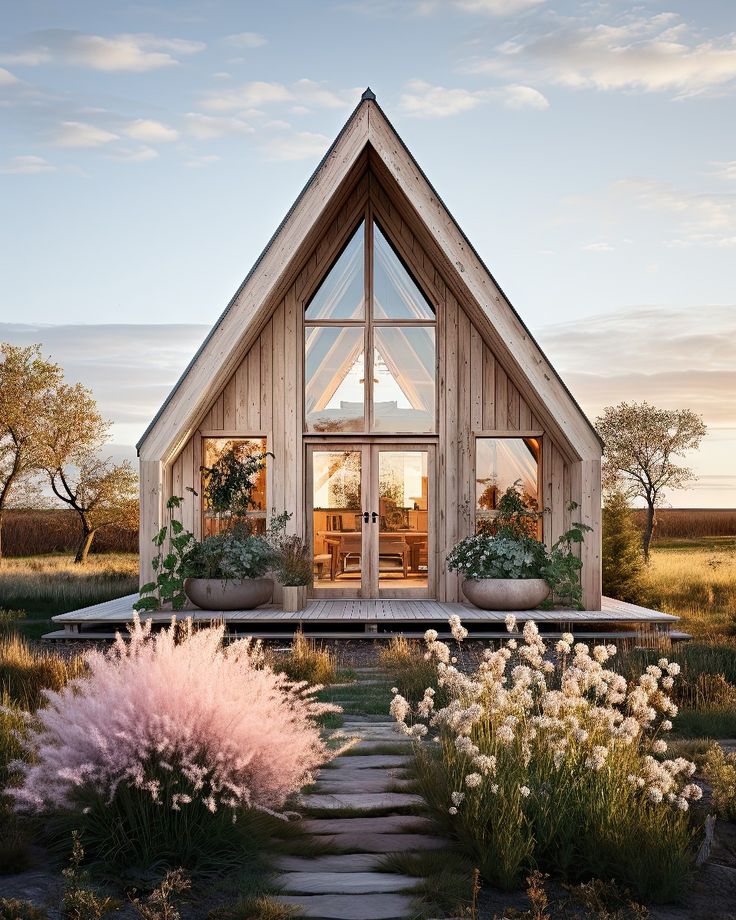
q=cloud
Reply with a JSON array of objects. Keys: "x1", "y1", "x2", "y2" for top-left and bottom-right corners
[
  {"x1": 582, "y1": 242, "x2": 614, "y2": 252},
  {"x1": 54, "y1": 121, "x2": 118, "y2": 147},
  {"x1": 201, "y1": 79, "x2": 356, "y2": 113},
  {"x1": 224, "y1": 32, "x2": 267, "y2": 48},
  {"x1": 398, "y1": 79, "x2": 548, "y2": 117},
  {"x1": 463, "y1": 12, "x2": 736, "y2": 98},
  {"x1": 263, "y1": 130, "x2": 331, "y2": 161},
  {"x1": 184, "y1": 112, "x2": 254, "y2": 139},
  {"x1": 1, "y1": 30, "x2": 205, "y2": 73},
  {"x1": 710, "y1": 160, "x2": 736, "y2": 181},
  {"x1": 0, "y1": 66, "x2": 18, "y2": 85},
  {"x1": 537, "y1": 304, "x2": 736, "y2": 425},
  {"x1": 454, "y1": 0, "x2": 545, "y2": 14},
  {"x1": 0, "y1": 155, "x2": 55, "y2": 174},
  {"x1": 109, "y1": 145, "x2": 159, "y2": 162},
  {"x1": 501, "y1": 83, "x2": 549, "y2": 109},
  {"x1": 185, "y1": 154, "x2": 221, "y2": 168},
  {"x1": 123, "y1": 118, "x2": 178, "y2": 142}
]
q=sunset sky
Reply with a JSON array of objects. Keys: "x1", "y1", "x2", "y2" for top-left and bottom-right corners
[{"x1": 1, "y1": 0, "x2": 734, "y2": 507}]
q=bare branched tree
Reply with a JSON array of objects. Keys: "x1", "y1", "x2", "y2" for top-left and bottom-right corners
[{"x1": 596, "y1": 401, "x2": 707, "y2": 560}]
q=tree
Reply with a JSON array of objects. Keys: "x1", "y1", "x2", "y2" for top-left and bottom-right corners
[
  {"x1": 40, "y1": 382, "x2": 138, "y2": 563},
  {"x1": 0, "y1": 343, "x2": 63, "y2": 559},
  {"x1": 602, "y1": 490, "x2": 647, "y2": 603},
  {"x1": 596, "y1": 401, "x2": 706, "y2": 560}
]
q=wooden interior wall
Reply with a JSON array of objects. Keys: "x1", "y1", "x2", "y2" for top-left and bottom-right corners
[{"x1": 160, "y1": 166, "x2": 597, "y2": 606}]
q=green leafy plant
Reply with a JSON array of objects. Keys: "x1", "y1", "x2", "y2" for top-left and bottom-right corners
[
  {"x1": 201, "y1": 447, "x2": 272, "y2": 521},
  {"x1": 182, "y1": 525, "x2": 276, "y2": 580},
  {"x1": 477, "y1": 481, "x2": 542, "y2": 540},
  {"x1": 448, "y1": 486, "x2": 591, "y2": 609},
  {"x1": 134, "y1": 495, "x2": 196, "y2": 612}
]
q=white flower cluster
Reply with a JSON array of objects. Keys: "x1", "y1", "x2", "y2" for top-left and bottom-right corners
[{"x1": 388, "y1": 617, "x2": 701, "y2": 818}]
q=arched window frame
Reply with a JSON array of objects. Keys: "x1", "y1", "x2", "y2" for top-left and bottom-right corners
[{"x1": 303, "y1": 205, "x2": 438, "y2": 434}]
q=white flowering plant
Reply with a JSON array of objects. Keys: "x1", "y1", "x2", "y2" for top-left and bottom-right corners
[{"x1": 389, "y1": 616, "x2": 700, "y2": 900}]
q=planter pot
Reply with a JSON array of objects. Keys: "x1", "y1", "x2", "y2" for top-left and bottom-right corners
[
  {"x1": 184, "y1": 577, "x2": 273, "y2": 611},
  {"x1": 282, "y1": 585, "x2": 308, "y2": 612},
  {"x1": 461, "y1": 577, "x2": 549, "y2": 611}
]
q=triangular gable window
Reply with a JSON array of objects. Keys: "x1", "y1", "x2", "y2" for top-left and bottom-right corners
[{"x1": 304, "y1": 216, "x2": 436, "y2": 434}]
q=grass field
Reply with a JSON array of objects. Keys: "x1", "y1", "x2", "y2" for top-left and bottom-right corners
[
  {"x1": 645, "y1": 536, "x2": 736, "y2": 637},
  {"x1": 0, "y1": 554, "x2": 138, "y2": 634}
]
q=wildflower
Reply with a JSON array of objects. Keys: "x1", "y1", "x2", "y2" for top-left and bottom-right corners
[
  {"x1": 505, "y1": 614, "x2": 517, "y2": 633},
  {"x1": 451, "y1": 791, "x2": 465, "y2": 806},
  {"x1": 647, "y1": 787, "x2": 663, "y2": 803},
  {"x1": 652, "y1": 739, "x2": 668, "y2": 755},
  {"x1": 449, "y1": 614, "x2": 468, "y2": 642},
  {"x1": 662, "y1": 720, "x2": 673, "y2": 732},
  {"x1": 425, "y1": 629, "x2": 438, "y2": 642},
  {"x1": 465, "y1": 772, "x2": 482, "y2": 788},
  {"x1": 666, "y1": 662, "x2": 681, "y2": 676},
  {"x1": 496, "y1": 724, "x2": 515, "y2": 744},
  {"x1": 519, "y1": 785, "x2": 531, "y2": 797},
  {"x1": 449, "y1": 806, "x2": 458, "y2": 815}
]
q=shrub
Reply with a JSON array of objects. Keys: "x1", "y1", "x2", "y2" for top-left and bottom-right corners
[
  {"x1": 0, "y1": 634, "x2": 86, "y2": 711},
  {"x1": 182, "y1": 526, "x2": 276, "y2": 580},
  {"x1": 391, "y1": 617, "x2": 699, "y2": 901},
  {"x1": 702, "y1": 745, "x2": 736, "y2": 820},
  {"x1": 602, "y1": 491, "x2": 647, "y2": 604},
  {"x1": 13, "y1": 617, "x2": 338, "y2": 872},
  {"x1": 272, "y1": 631, "x2": 336, "y2": 685},
  {"x1": 130, "y1": 868, "x2": 190, "y2": 920},
  {"x1": 273, "y1": 535, "x2": 313, "y2": 587},
  {"x1": 379, "y1": 636, "x2": 446, "y2": 707},
  {"x1": 0, "y1": 899, "x2": 48, "y2": 920}
]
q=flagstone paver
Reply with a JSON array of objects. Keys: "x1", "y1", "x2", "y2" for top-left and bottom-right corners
[
  {"x1": 273, "y1": 893, "x2": 416, "y2": 919},
  {"x1": 276, "y1": 677, "x2": 446, "y2": 920}
]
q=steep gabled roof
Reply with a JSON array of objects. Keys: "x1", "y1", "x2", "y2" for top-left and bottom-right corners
[{"x1": 138, "y1": 88, "x2": 601, "y2": 461}]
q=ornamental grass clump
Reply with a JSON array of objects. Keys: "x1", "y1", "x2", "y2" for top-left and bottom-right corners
[
  {"x1": 390, "y1": 615, "x2": 701, "y2": 902},
  {"x1": 13, "y1": 616, "x2": 339, "y2": 872}
]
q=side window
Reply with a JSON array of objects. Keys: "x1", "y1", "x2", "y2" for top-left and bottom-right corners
[
  {"x1": 201, "y1": 437, "x2": 268, "y2": 536},
  {"x1": 475, "y1": 437, "x2": 541, "y2": 535}
]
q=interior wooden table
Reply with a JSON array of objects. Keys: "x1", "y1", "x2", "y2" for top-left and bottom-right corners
[{"x1": 318, "y1": 531, "x2": 428, "y2": 580}]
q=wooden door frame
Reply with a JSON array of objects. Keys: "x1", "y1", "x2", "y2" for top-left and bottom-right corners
[{"x1": 305, "y1": 438, "x2": 437, "y2": 600}]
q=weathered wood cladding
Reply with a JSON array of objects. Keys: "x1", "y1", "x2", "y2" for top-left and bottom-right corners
[{"x1": 160, "y1": 167, "x2": 597, "y2": 605}]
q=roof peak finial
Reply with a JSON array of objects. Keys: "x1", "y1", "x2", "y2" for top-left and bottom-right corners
[{"x1": 361, "y1": 87, "x2": 376, "y2": 102}]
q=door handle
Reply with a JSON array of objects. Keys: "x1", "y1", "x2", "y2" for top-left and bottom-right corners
[
  {"x1": 372, "y1": 512, "x2": 378, "y2": 524},
  {"x1": 363, "y1": 511, "x2": 370, "y2": 524}
]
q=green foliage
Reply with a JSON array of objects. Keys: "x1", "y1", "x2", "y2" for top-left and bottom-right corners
[
  {"x1": 476, "y1": 483, "x2": 541, "y2": 540},
  {"x1": 449, "y1": 487, "x2": 590, "y2": 608},
  {"x1": 602, "y1": 491, "x2": 647, "y2": 604},
  {"x1": 378, "y1": 636, "x2": 447, "y2": 708},
  {"x1": 182, "y1": 525, "x2": 276, "y2": 580},
  {"x1": 702, "y1": 745, "x2": 736, "y2": 820},
  {"x1": 61, "y1": 832, "x2": 119, "y2": 920},
  {"x1": 200, "y1": 448, "x2": 272, "y2": 519},
  {"x1": 130, "y1": 868, "x2": 190, "y2": 920},
  {"x1": 0, "y1": 899, "x2": 48, "y2": 920},
  {"x1": 0, "y1": 610, "x2": 25, "y2": 635},
  {"x1": 134, "y1": 496, "x2": 196, "y2": 612}
]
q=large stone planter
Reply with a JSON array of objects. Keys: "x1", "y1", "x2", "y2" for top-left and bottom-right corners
[
  {"x1": 282, "y1": 585, "x2": 308, "y2": 612},
  {"x1": 184, "y1": 577, "x2": 273, "y2": 611},
  {"x1": 461, "y1": 577, "x2": 549, "y2": 611}
]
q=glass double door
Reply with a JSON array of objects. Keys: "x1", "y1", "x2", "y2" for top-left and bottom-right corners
[{"x1": 307, "y1": 443, "x2": 434, "y2": 598}]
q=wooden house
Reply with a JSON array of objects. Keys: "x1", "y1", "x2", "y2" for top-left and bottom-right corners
[{"x1": 136, "y1": 90, "x2": 603, "y2": 611}]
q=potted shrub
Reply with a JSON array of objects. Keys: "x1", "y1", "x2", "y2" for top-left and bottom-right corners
[
  {"x1": 275, "y1": 533, "x2": 313, "y2": 612},
  {"x1": 446, "y1": 485, "x2": 590, "y2": 611},
  {"x1": 182, "y1": 524, "x2": 276, "y2": 610}
]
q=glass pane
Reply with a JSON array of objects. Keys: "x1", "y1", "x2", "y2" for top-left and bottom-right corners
[
  {"x1": 201, "y1": 437, "x2": 267, "y2": 536},
  {"x1": 305, "y1": 326, "x2": 365, "y2": 432},
  {"x1": 313, "y1": 451, "x2": 362, "y2": 590},
  {"x1": 305, "y1": 222, "x2": 364, "y2": 320},
  {"x1": 373, "y1": 326, "x2": 436, "y2": 433},
  {"x1": 373, "y1": 223, "x2": 434, "y2": 320},
  {"x1": 475, "y1": 437, "x2": 540, "y2": 518},
  {"x1": 378, "y1": 451, "x2": 428, "y2": 591}
]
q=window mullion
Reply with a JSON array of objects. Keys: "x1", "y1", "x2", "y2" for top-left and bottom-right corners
[{"x1": 366, "y1": 204, "x2": 374, "y2": 433}]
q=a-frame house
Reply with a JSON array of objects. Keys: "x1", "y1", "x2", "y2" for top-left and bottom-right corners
[{"x1": 136, "y1": 89, "x2": 603, "y2": 611}]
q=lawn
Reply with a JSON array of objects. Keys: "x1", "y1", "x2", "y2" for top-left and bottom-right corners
[{"x1": 644, "y1": 536, "x2": 736, "y2": 637}]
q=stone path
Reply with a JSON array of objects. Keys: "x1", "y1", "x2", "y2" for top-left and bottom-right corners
[{"x1": 273, "y1": 669, "x2": 447, "y2": 920}]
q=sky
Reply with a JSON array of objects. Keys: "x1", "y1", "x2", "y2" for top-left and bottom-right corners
[{"x1": 1, "y1": 0, "x2": 734, "y2": 507}]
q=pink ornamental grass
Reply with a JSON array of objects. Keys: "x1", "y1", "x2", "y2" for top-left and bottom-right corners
[{"x1": 14, "y1": 616, "x2": 338, "y2": 817}]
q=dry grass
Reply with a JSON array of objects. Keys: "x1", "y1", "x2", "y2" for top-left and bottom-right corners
[
  {"x1": 0, "y1": 553, "x2": 138, "y2": 616},
  {"x1": 0, "y1": 633, "x2": 86, "y2": 710},
  {"x1": 633, "y1": 509, "x2": 736, "y2": 538},
  {"x1": 643, "y1": 538, "x2": 736, "y2": 637},
  {"x1": 1, "y1": 509, "x2": 136, "y2": 556},
  {"x1": 268, "y1": 630, "x2": 338, "y2": 685}
]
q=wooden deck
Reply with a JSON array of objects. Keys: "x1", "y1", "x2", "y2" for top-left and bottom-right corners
[{"x1": 47, "y1": 595, "x2": 680, "y2": 640}]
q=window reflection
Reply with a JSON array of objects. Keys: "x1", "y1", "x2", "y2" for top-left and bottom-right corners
[
  {"x1": 475, "y1": 437, "x2": 540, "y2": 531},
  {"x1": 305, "y1": 223, "x2": 365, "y2": 320},
  {"x1": 201, "y1": 437, "x2": 267, "y2": 536},
  {"x1": 373, "y1": 224, "x2": 434, "y2": 320},
  {"x1": 373, "y1": 326, "x2": 435, "y2": 433},
  {"x1": 304, "y1": 326, "x2": 365, "y2": 432}
]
